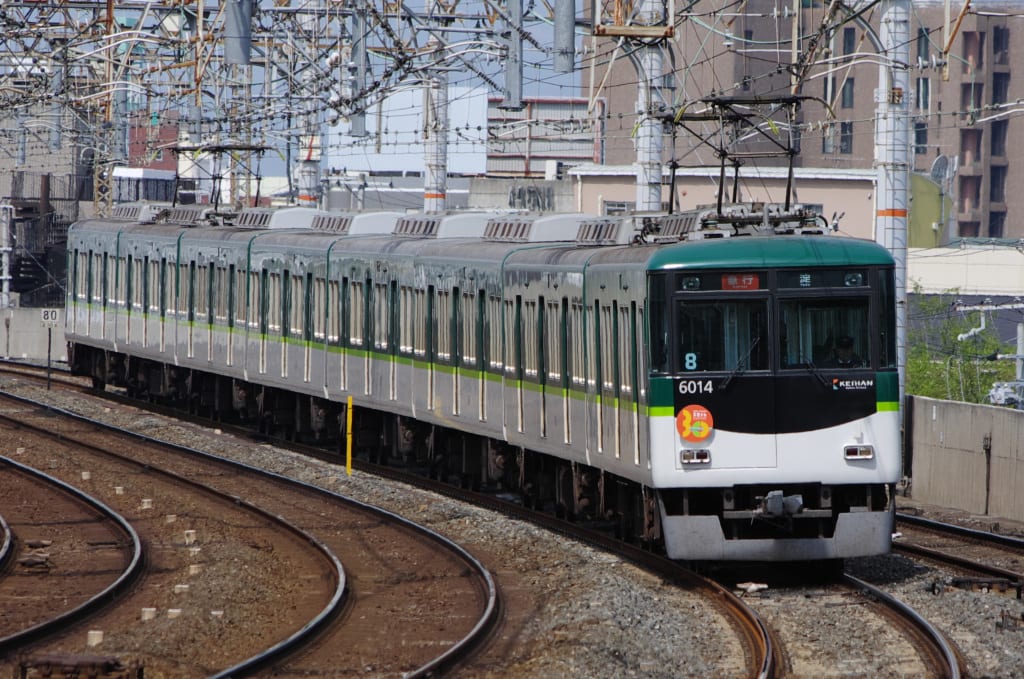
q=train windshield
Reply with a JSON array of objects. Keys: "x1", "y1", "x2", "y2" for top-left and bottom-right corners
[
  {"x1": 678, "y1": 300, "x2": 769, "y2": 372},
  {"x1": 779, "y1": 298, "x2": 870, "y2": 368}
]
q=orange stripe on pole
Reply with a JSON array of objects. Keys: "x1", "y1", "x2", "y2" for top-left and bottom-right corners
[
  {"x1": 876, "y1": 208, "x2": 908, "y2": 217},
  {"x1": 424, "y1": 192, "x2": 446, "y2": 199}
]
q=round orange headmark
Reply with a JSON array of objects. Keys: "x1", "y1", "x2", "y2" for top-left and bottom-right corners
[{"x1": 676, "y1": 404, "x2": 714, "y2": 443}]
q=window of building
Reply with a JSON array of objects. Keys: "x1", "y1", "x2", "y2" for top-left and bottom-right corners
[
  {"x1": 960, "y1": 129, "x2": 982, "y2": 166},
  {"x1": 960, "y1": 83, "x2": 983, "y2": 113},
  {"x1": 841, "y1": 79, "x2": 855, "y2": 108},
  {"x1": 840, "y1": 122, "x2": 854, "y2": 154},
  {"x1": 958, "y1": 221, "x2": 980, "y2": 238},
  {"x1": 993, "y1": 73, "x2": 1009, "y2": 105},
  {"x1": 916, "y1": 77, "x2": 930, "y2": 111},
  {"x1": 914, "y1": 122, "x2": 928, "y2": 155},
  {"x1": 993, "y1": 26, "x2": 1009, "y2": 65},
  {"x1": 822, "y1": 124, "x2": 835, "y2": 154},
  {"x1": 961, "y1": 31, "x2": 985, "y2": 72},
  {"x1": 917, "y1": 27, "x2": 930, "y2": 63},
  {"x1": 991, "y1": 120, "x2": 1008, "y2": 157},
  {"x1": 990, "y1": 166, "x2": 1007, "y2": 203},
  {"x1": 843, "y1": 27, "x2": 856, "y2": 55},
  {"x1": 989, "y1": 212, "x2": 1006, "y2": 238}
]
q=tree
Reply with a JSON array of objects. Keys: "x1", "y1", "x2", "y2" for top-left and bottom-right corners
[{"x1": 906, "y1": 286, "x2": 1016, "y2": 403}]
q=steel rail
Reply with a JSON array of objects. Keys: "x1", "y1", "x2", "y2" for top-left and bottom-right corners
[{"x1": 0, "y1": 456, "x2": 144, "y2": 654}]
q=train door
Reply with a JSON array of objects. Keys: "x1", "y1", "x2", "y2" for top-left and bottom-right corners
[
  {"x1": 534, "y1": 296, "x2": 546, "y2": 438},
  {"x1": 452, "y1": 286, "x2": 462, "y2": 415},
  {"x1": 304, "y1": 272, "x2": 314, "y2": 383},
  {"x1": 124, "y1": 255, "x2": 133, "y2": 345},
  {"x1": 426, "y1": 285, "x2": 436, "y2": 409},
  {"x1": 598, "y1": 302, "x2": 618, "y2": 457},
  {"x1": 619, "y1": 301, "x2": 641, "y2": 466},
  {"x1": 388, "y1": 280, "x2": 398, "y2": 400}
]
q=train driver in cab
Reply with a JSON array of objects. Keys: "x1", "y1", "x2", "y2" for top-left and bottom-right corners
[{"x1": 822, "y1": 335, "x2": 863, "y2": 369}]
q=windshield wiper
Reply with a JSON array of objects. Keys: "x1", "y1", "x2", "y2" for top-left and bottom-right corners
[
  {"x1": 721, "y1": 336, "x2": 761, "y2": 390},
  {"x1": 801, "y1": 356, "x2": 830, "y2": 389}
]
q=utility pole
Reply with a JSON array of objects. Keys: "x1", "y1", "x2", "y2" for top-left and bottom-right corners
[
  {"x1": 423, "y1": 0, "x2": 451, "y2": 213},
  {"x1": 874, "y1": 0, "x2": 911, "y2": 409},
  {"x1": 955, "y1": 300, "x2": 1024, "y2": 408},
  {"x1": 633, "y1": 0, "x2": 667, "y2": 212}
]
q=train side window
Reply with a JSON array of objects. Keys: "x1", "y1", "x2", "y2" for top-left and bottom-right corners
[
  {"x1": 487, "y1": 295, "x2": 501, "y2": 371},
  {"x1": 225, "y1": 265, "x2": 235, "y2": 328},
  {"x1": 528, "y1": 298, "x2": 540, "y2": 379},
  {"x1": 619, "y1": 302, "x2": 633, "y2": 399},
  {"x1": 598, "y1": 303, "x2": 610, "y2": 393},
  {"x1": 399, "y1": 286, "x2": 414, "y2": 354},
  {"x1": 313, "y1": 276, "x2": 325, "y2": 341},
  {"x1": 545, "y1": 299, "x2": 561, "y2": 384},
  {"x1": 475, "y1": 290, "x2": 486, "y2": 370},
  {"x1": 123, "y1": 256, "x2": 132, "y2": 311},
  {"x1": 451, "y1": 286, "x2": 462, "y2": 367},
  {"x1": 249, "y1": 271, "x2": 261, "y2": 330},
  {"x1": 74, "y1": 250, "x2": 86, "y2": 302},
  {"x1": 290, "y1": 272, "x2": 304, "y2": 338},
  {"x1": 461, "y1": 290, "x2": 476, "y2": 367},
  {"x1": 340, "y1": 276, "x2": 350, "y2": 347},
  {"x1": 374, "y1": 282, "x2": 389, "y2": 351},
  {"x1": 268, "y1": 272, "x2": 282, "y2": 335},
  {"x1": 292, "y1": 272, "x2": 304, "y2": 338},
  {"x1": 436, "y1": 288, "x2": 450, "y2": 362},
  {"x1": 176, "y1": 262, "x2": 189, "y2": 318},
  {"x1": 195, "y1": 264, "x2": 209, "y2": 322},
  {"x1": 234, "y1": 268, "x2": 247, "y2": 327},
  {"x1": 259, "y1": 270, "x2": 270, "y2": 335},
  {"x1": 327, "y1": 279, "x2": 339, "y2": 343},
  {"x1": 413, "y1": 288, "x2": 426, "y2": 356},
  {"x1": 349, "y1": 280, "x2": 363, "y2": 347},
  {"x1": 117, "y1": 256, "x2": 128, "y2": 309},
  {"x1": 504, "y1": 298, "x2": 518, "y2": 378},
  {"x1": 147, "y1": 258, "x2": 159, "y2": 315},
  {"x1": 133, "y1": 257, "x2": 144, "y2": 313},
  {"x1": 101, "y1": 254, "x2": 109, "y2": 307},
  {"x1": 280, "y1": 270, "x2": 291, "y2": 338},
  {"x1": 214, "y1": 266, "x2": 228, "y2": 324},
  {"x1": 570, "y1": 302, "x2": 585, "y2": 389}
]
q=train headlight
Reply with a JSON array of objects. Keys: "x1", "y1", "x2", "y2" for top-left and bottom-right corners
[
  {"x1": 844, "y1": 445, "x2": 874, "y2": 460},
  {"x1": 681, "y1": 275, "x2": 701, "y2": 290},
  {"x1": 680, "y1": 449, "x2": 711, "y2": 464},
  {"x1": 843, "y1": 272, "x2": 864, "y2": 287}
]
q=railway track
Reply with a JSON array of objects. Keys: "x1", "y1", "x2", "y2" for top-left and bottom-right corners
[
  {"x1": 0, "y1": 359, "x2": 778, "y2": 677},
  {"x1": 0, "y1": 385, "x2": 498, "y2": 677},
  {"x1": 0, "y1": 457, "x2": 142, "y2": 652},
  {"x1": 895, "y1": 512, "x2": 1024, "y2": 592}
]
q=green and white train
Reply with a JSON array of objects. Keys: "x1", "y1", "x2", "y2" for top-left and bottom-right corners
[{"x1": 66, "y1": 202, "x2": 900, "y2": 561}]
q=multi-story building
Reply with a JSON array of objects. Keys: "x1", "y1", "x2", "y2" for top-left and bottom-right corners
[{"x1": 592, "y1": 0, "x2": 1022, "y2": 241}]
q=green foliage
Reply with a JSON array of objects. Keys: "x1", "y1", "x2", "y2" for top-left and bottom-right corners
[{"x1": 906, "y1": 287, "x2": 1017, "y2": 403}]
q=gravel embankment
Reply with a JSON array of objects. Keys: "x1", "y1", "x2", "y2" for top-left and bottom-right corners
[{"x1": 4, "y1": 373, "x2": 1024, "y2": 676}]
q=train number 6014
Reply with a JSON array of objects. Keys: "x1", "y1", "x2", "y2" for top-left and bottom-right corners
[{"x1": 677, "y1": 380, "x2": 714, "y2": 395}]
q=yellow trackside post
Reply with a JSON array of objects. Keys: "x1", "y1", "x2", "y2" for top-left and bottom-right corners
[{"x1": 346, "y1": 396, "x2": 353, "y2": 476}]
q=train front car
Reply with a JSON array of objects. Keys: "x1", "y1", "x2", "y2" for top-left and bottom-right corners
[{"x1": 646, "y1": 236, "x2": 899, "y2": 561}]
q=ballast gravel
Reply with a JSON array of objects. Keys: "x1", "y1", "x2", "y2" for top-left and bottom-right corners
[{"x1": 3, "y1": 373, "x2": 1024, "y2": 677}]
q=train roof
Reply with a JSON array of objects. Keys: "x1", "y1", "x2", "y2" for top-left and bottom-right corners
[{"x1": 645, "y1": 235, "x2": 894, "y2": 270}]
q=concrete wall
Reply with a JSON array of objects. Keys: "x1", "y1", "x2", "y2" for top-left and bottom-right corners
[
  {"x1": 0, "y1": 308, "x2": 67, "y2": 362},
  {"x1": 909, "y1": 396, "x2": 1024, "y2": 522}
]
